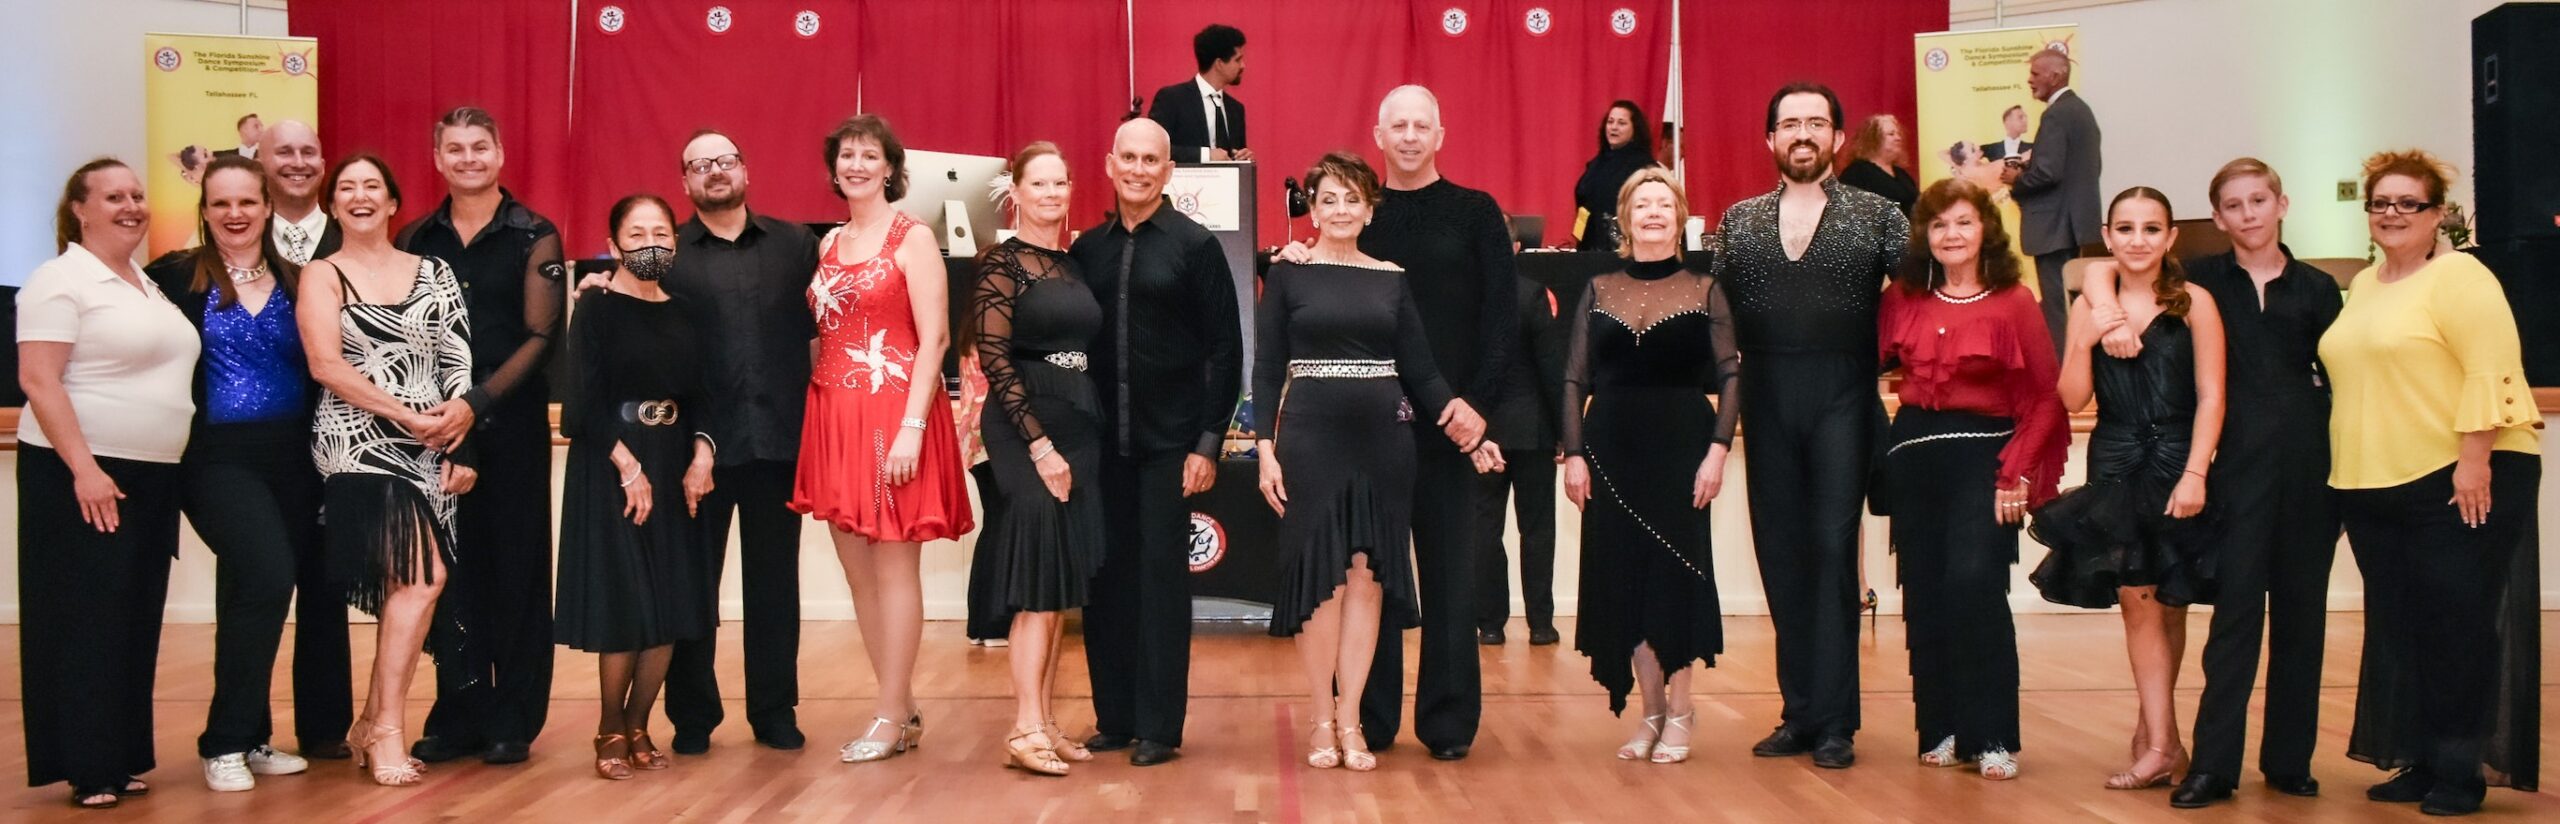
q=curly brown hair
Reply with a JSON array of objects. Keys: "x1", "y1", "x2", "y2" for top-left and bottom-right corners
[
  {"x1": 2106, "y1": 186, "x2": 2191, "y2": 317},
  {"x1": 1892, "y1": 178, "x2": 2021, "y2": 294}
]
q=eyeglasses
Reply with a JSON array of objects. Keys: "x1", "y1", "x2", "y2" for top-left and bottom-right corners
[
  {"x1": 1773, "y1": 118, "x2": 1834, "y2": 135},
  {"x1": 683, "y1": 153, "x2": 743, "y2": 176},
  {"x1": 2363, "y1": 198, "x2": 2437, "y2": 215}
]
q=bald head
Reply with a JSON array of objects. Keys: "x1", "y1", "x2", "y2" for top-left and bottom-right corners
[
  {"x1": 262, "y1": 119, "x2": 325, "y2": 213},
  {"x1": 1107, "y1": 117, "x2": 1173, "y2": 216}
]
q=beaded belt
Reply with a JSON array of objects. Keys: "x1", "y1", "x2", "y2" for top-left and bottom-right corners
[
  {"x1": 1288, "y1": 358, "x2": 1397, "y2": 379},
  {"x1": 1041, "y1": 351, "x2": 1089, "y2": 372},
  {"x1": 1885, "y1": 428, "x2": 2011, "y2": 456},
  {"x1": 617, "y1": 399, "x2": 681, "y2": 427}
]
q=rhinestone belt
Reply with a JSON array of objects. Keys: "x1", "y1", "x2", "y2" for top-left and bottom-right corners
[
  {"x1": 1288, "y1": 359, "x2": 1397, "y2": 379},
  {"x1": 1041, "y1": 351, "x2": 1089, "y2": 372}
]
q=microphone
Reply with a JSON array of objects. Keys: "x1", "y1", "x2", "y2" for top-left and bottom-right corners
[{"x1": 1283, "y1": 176, "x2": 1309, "y2": 218}]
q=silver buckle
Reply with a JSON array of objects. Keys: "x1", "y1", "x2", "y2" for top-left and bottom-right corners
[{"x1": 1042, "y1": 351, "x2": 1089, "y2": 371}]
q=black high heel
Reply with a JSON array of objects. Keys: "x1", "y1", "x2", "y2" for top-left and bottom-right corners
[{"x1": 1863, "y1": 588, "x2": 1879, "y2": 635}]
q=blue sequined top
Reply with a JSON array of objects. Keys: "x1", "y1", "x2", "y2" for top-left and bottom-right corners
[{"x1": 200, "y1": 290, "x2": 308, "y2": 424}]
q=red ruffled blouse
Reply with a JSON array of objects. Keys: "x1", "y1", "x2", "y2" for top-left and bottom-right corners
[{"x1": 1879, "y1": 284, "x2": 2070, "y2": 505}]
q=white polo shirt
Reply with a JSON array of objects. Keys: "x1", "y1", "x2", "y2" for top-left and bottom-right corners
[{"x1": 15, "y1": 244, "x2": 200, "y2": 463}]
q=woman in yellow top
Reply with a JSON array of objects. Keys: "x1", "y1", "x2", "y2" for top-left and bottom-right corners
[{"x1": 2318, "y1": 149, "x2": 2540, "y2": 817}]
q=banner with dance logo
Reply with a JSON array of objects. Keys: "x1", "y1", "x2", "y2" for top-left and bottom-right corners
[
  {"x1": 1913, "y1": 25, "x2": 2078, "y2": 298},
  {"x1": 142, "y1": 33, "x2": 319, "y2": 259}
]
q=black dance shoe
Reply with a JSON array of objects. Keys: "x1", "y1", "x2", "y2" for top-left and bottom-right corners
[
  {"x1": 1810, "y1": 736, "x2": 1856, "y2": 769},
  {"x1": 409, "y1": 735, "x2": 484, "y2": 764},
  {"x1": 1528, "y1": 625, "x2": 1561, "y2": 646},
  {"x1": 1429, "y1": 743, "x2": 1472, "y2": 761},
  {"x1": 1477, "y1": 627, "x2": 1506, "y2": 645},
  {"x1": 480, "y1": 741, "x2": 531, "y2": 765},
  {"x1": 1752, "y1": 725, "x2": 1813, "y2": 757},
  {"x1": 1085, "y1": 732, "x2": 1135, "y2": 752},
  {"x1": 2418, "y1": 781, "x2": 2485, "y2": 816},
  {"x1": 2169, "y1": 773, "x2": 2234, "y2": 808},
  {"x1": 753, "y1": 724, "x2": 807, "y2": 751},
  {"x1": 2368, "y1": 768, "x2": 2434, "y2": 803},
  {"x1": 1130, "y1": 740, "x2": 1180, "y2": 766},
  {"x1": 2263, "y1": 773, "x2": 2319, "y2": 797}
]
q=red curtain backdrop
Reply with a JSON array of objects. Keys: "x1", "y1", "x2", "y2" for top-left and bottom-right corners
[
  {"x1": 289, "y1": 0, "x2": 576, "y2": 240},
  {"x1": 1681, "y1": 0, "x2": 1946, "y2": 229},
  {"x1": 1133, "y1": 1, "x2": 1413, "y2": 246},
  {"x1": 857, "y1": 0, "x2": 1129, "y2": 232},
  {"x1": 568, "y1": 0, "x2": 862, "y2": 254},
  {"x1": 1413, "y1": 0, "x2": 1671, "y2": 240}
]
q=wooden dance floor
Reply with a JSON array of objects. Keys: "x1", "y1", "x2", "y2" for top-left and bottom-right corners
[{"x1": 2, "y1": 613, "x2": 2554, "y2": 822}]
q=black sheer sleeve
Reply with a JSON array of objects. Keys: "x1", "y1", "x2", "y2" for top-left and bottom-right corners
[
  {"x1": 1559, "y1": 282, "x2": 1596, "y2": 456},
  {"x1": 1393, "y1": 276, "x2": 1457, "y2": 415},
  {"x1": 1251, "y1": 265, "x2": 1290, "y2": 441},
  {"x1": 1705, "y1": 277, "x2": 1742, "y2": 446},
  {"x1": 971, "y1": 245, "x2": 1046, "y2": 448},
  {"x1": 464, "y1": 231, "x2": 565, "y2": 413}
]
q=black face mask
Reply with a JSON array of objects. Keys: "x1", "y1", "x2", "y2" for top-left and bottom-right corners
[{"x1": 621, "y1": 244, "x2": 674, "y2": 281}]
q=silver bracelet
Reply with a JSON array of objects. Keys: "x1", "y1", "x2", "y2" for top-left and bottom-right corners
[
  {"x1": 619, "y1": 468, "x2": 642, "y2": 487},
  {"x1": 1029, "y1": 441, "x2": 1056, "y2": 462},
  {"x1": 900, "y1": 416, "x2": 928, "y2": 430}
]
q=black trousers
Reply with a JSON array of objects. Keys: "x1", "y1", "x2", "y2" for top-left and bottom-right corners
[
  {"x1": 18, "y1": 446, "x2": 180, "y2": 788},
  {"x1": 1360, "y1": 430, "x2": 1483, "y2": 750},
  {"x1": 184, "y1": 422, "x2": 349, "y2": 758},
  {"x1": 1885, "y1": 409, "x2": 2022, "y2": 758},
  {"x1": 664, "y1": 460, "x2": 805, "y2": 737},
  {"x1": 1083, "y1": 450, "x2": 1192, "y2": 746},
  {"x1": 424, "y1": 411, "x2": 555, "y2": 747},
  {"x1": 2033, "y1": 249, "x2": 2072, "y2": 361},
  {"x1": 2190, "y1": 398, "x2": 2336, "y2": 779},
  {"x1": 1474, "y1": 448, "x2": 1557, "y2": 632},
  {"x1": 1740, "y1": 352, "x2": 1877, "y2": 738},
  {"x1": 2342, "y1": 452, "x2": 2541, "y2": 791},
  {"x1": 963, "y1": 462, "x2": 1010, "y2": 641}
]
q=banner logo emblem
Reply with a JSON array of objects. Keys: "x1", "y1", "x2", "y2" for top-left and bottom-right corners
[
  {"x1": 1187, "y1": 513, "x2": 1227, "y2": 572},
  {"x1": 1442, "y1": 8, "x2": 1469, "y2": 36},
  {"x1": 707, "y1": 6, "x2": 734, "y2": 34},
  {"x1": 153, "y1": 47, "x2": 181, "y2": 72},
  {"x1": 597, "y1": 5, "x2": 625, "y2": 34},
  {"x1": 1611, "y1": 9, "x2": 1639, "y2": 37},
  {"x1": 795, "y1": 10, "x2": 821, "y2": 38}
]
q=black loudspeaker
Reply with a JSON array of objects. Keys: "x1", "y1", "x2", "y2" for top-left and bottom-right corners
[
  {"x1": 2474, "y1": 237, "x2": 2560, "y2": 385},
  {"x1": 2473, "y1": 3, "x2": 2560, "y2": 243}
]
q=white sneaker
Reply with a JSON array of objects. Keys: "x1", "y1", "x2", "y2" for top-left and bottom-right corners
[
  {"x1": 245, "y1": 745, "x2": 309, "y2": 775},
  {"x1": 204, "y1": 753, "x2": 255, "y2": 792}
]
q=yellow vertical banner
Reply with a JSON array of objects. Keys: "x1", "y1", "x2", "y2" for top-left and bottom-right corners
[
  {"x1": 1913, "y1": 26, "x2": 2078, "y2": 299},
  {"x1": 142, "y1": 33, "x2": 319, "y2": 259}
]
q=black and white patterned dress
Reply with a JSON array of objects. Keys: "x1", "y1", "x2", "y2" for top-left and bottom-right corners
[{"x1": 312, "y1": 257, "x2": 474, "y2": 651}]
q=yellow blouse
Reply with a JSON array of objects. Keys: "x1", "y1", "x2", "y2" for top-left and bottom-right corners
[{"x1": 2319, "y1": 252, "x2": 2539, "y2": 489}]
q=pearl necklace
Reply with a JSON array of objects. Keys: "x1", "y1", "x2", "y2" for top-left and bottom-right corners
[
  {"x1": 225, "y1": 263, "x2": 268, "y2": 285},
  {"x1": 1933, "y1": 285, "x2": 1990, "y2": 304}
]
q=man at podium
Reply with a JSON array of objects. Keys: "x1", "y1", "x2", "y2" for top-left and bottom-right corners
[{"x1": 1147, "y1": 24, "x2": 1252, "y2": 163}]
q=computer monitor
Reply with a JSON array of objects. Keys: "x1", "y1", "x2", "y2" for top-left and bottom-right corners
[{"x1": 897, "y1": 149, "x2": 1009, "y2": 254}]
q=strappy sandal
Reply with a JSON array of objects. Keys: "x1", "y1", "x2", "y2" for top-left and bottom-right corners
[
  {"x1": 1002, "y1": 726, "x2": 1069, "y2": 776},
  {"x1": 1618, "y1": 713, "x2": 1664, "y2": 761}
]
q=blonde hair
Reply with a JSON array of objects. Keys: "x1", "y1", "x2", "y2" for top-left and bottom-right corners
[
  {"x1": 2207, "y1": 157, "x2": 2285, "y2": 206},
  {"x1": 1612, "y1": 166, "x2": 1686, "y2": 259}
]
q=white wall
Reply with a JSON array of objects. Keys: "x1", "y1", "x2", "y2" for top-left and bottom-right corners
[
  {"x1": 0, "y1": 0, "x2": 289, "y2": 287},
  {"x1": 1954, "y1": 0, "x2": 2511, "y2": 259}
]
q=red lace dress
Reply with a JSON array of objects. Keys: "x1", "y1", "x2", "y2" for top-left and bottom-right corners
[{"x1": 790, "y1": 213, "x2": 975, "y2": 541}]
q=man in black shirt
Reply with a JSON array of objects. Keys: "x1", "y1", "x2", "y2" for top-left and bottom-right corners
[
  {"x1": 1357, "y1": 85, "x2": 1510, "y2": 760},
  {"x1": 1476, "y1": 276, "x2": 1567, "y2": 647},
  {"x1": 1712, "y1": 83, "x2": 1909, "y2": 770},
  {"x1": 654, "y1": 131, "x2": 820, "y2": 754},
  {"x1": 395, "y1": 107, "x2": 566, "y2": 766},
  {"x1": 1073, "y1": 118, "x2": 1242, "y2": 767}
]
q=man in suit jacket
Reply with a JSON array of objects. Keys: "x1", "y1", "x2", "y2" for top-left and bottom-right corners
[
  {"x1": 1475, "y1": 275, "x2": 1570, "y2": 647},
  {"x1": 2008, "y1": 48, "x2": 2101, "y2": 357},
  {"x1": 214, "y1": 113, "x2": 263, "y2": 160},
  {"x1": 1146, "y1": 24, "x2": 1251, "y2": 164},
  {"x1": 260, "y1": 120, "x2": 340, "y2": 265},
  {"x1": 1982, "y1": 105, "x2": 2033, "y2": 161}
]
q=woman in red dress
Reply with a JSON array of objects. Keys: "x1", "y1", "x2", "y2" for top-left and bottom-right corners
[{"x1": 791, "y1": 115, "x2": 975, "y2": 763}]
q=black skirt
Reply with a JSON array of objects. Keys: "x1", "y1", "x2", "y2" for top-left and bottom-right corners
[
  {"x1": 975, "y1": 358, "x2": 1107, "y2": 615},
  {"x1": 555, "y1": 422, "x2": 716, "y2": 652},
  {"x1": 323, "y1": 474, "x2": 473, "y2": 673},
  {"x1": 1574, "y1": 386, "x2": 1723, "y2": 714},
  {"x1": 1266, "y1": 376, "x2": 1423, "y2": 637},
  {"x1": 2026, "y1": 423, "x2": 2218, "y2": 608}
]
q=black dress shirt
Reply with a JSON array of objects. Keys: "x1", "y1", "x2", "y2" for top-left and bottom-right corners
[
  {"x1": 2183, "y1": 247, "x2": 2342, "y2": 402},
  {"x1": 1072, "y1": 202, "x2": 1242, "y2": 457},
  {"x1": 1489, "y1": 276, "x2": 1569, "y2": 450},
  {"x1": 395, "y1": 187, "x2": 565, "y2": 419},
  {"x1": 1711, "y1": 178, "x2": 1910, "y2": 360},
  {"x1": 1360, "y1": 178, "x2": 1517, "y2": 409},
  {"x1": 1837, "y1": 159, "x2": 1919, "y2": 217},
  {"x1": 661, "y1": 212, "x2": 821, "y2": 466}
]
